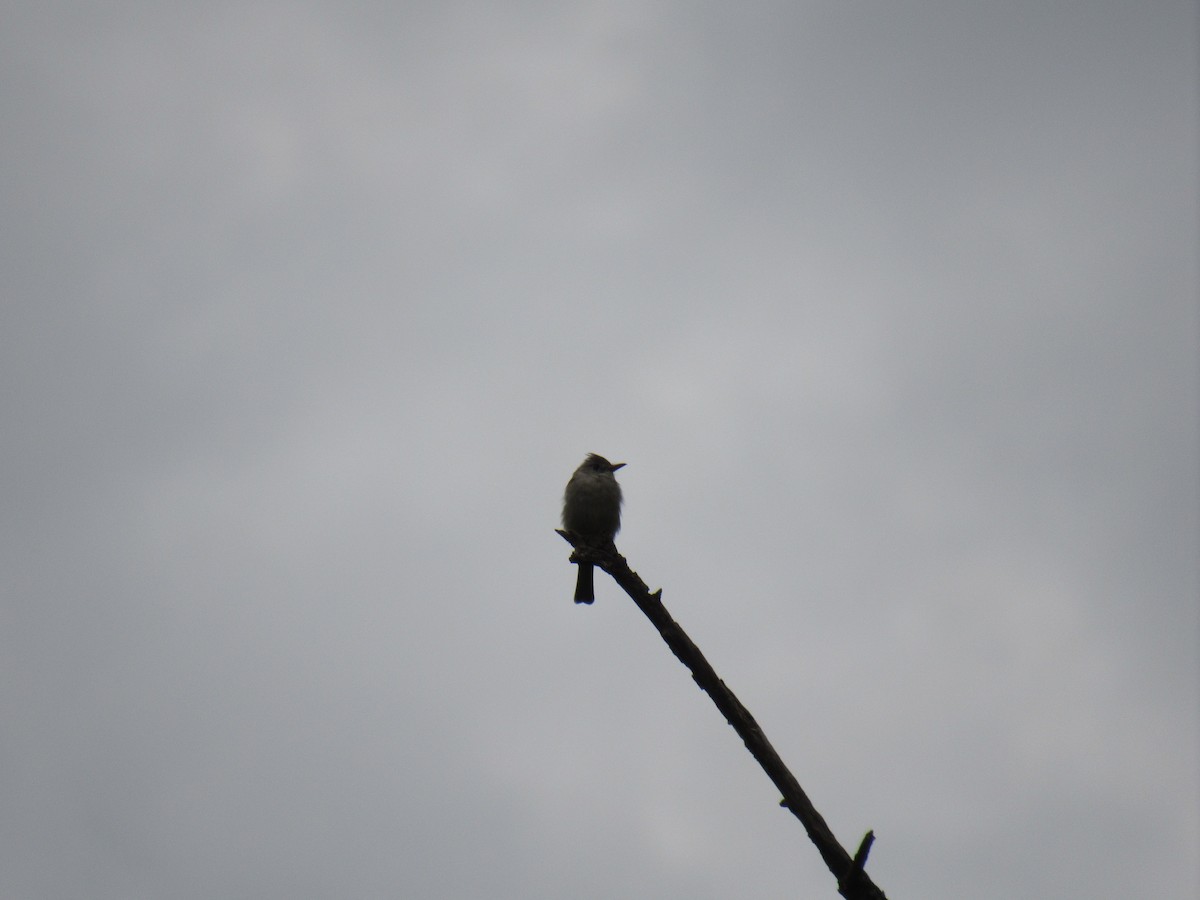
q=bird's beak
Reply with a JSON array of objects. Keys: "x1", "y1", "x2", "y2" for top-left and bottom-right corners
[{"x1": 610, "y1": 462, "x2": 626, "y2": 472}]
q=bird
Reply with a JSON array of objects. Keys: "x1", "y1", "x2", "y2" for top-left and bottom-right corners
[{"x1": 561, "y1": 453, "x2": 625, "y2": 603}]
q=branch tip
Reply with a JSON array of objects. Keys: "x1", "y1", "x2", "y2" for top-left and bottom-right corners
[
  {"x1": 852, "y1": 830, "x2": 875, "y2": 869},
  {"x1": 839, "y1": 829, "x2": 876, "y2": 893}
]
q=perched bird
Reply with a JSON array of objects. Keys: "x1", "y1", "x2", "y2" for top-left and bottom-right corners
[{"x1": 561, "y1": 454, "x2": 625, "y2": 603}]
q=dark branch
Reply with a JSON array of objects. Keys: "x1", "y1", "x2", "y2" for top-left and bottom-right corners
[{"x1": 557, "y1": 530, "x2": 890, "y2": 900}]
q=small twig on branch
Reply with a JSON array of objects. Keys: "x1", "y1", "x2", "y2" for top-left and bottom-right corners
[{"x1": 557, "y1": 530, "x2": 890, "y2": 900}]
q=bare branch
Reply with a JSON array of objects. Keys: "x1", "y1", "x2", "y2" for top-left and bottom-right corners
[{"x1": 557, "y1": 530, "x2": 890, "y2": 900}]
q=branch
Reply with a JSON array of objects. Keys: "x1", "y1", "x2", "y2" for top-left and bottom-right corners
[{"x1": 557, "y1": 530, "x2": 889, "y2": 900}]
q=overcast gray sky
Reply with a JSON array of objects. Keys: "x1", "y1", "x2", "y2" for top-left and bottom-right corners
[{"x1": 2, "y1": 2, "x2": 1197, "y2": 898}]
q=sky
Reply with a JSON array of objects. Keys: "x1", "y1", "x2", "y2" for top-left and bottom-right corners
[{"x1": 1, "y1": 2, "x2": 1197, "y2": 898}]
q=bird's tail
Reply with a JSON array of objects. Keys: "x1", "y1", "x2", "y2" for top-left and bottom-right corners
[{"x1": 574, "y1": 562, "x2": 595, "y2": 604}]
